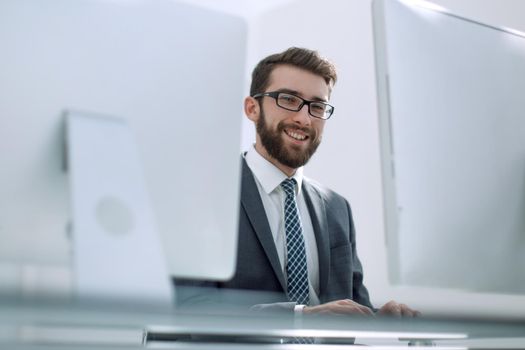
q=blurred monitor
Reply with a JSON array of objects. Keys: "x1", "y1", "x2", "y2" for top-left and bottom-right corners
[
  {"x1": 373, "y1": 0, "x2": 525, "y2": 297},
  {"x1": 0, "y1": 0, "x2": 246, "y2": 300}
]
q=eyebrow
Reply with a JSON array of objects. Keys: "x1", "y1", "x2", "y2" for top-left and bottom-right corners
[{"x1": 275, "y1": 88, "x2": 328, "y2": 103}]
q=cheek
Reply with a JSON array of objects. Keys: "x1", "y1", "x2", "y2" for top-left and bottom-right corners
[
  {"x1": 314, "y1": 121, "x2": 326, "y2": 137},
  {"x1": 270, "y1": 115, "x2": 288, "y2": 131}
]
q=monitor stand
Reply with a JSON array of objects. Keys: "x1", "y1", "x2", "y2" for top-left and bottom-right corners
[{"x1": 65, "y1": 110, "x2": 173, "y2": 306}]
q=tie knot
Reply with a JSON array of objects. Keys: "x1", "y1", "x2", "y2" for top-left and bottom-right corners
[{"x1": 281, "y1": 178, "x2": 297, "y2": 197}]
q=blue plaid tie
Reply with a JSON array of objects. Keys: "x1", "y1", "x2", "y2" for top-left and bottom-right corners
[{"x1": 281, "y1": 178, "x2": 310, "y2": 306}]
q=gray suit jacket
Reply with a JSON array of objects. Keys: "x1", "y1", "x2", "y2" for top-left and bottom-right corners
[{"x1": 175, "y1": 158, "x2": 373, "y2": 311}]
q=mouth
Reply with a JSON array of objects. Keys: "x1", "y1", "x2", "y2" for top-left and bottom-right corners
[{"x1": 284, "y1": 128, "x2": 309, "y2": 143}]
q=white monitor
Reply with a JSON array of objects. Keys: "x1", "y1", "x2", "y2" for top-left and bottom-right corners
[
  {"x1": 0, "y1": 0, "x2": 246, "y2": 298},
  {"x1": 373, "y1": 0, "x2": 525, "y2": 295}
]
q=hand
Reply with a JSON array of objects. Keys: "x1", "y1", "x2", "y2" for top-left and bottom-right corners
[
  {"x1": 303, "y1": 299, "x2": 374, "y2": 316},
  {"x1": 377, "y1": 300, "x2": 421, "y2": 318}
]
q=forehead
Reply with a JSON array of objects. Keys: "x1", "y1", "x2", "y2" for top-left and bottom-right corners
[{"x1": 266, "y1": 64, "x2": 330, "y2": 100}]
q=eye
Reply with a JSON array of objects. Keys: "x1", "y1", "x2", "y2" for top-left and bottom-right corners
[
  {"x1": 278, "y1": 93, "x2": 300, "y2": 106},
  {"x1": 310, "y1": 103, "x2": 326, "y2": 112}
]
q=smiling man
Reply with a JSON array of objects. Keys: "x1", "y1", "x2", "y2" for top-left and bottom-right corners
[{"x1": 178, "y1": 47, "x2": 418, "y2": 317}]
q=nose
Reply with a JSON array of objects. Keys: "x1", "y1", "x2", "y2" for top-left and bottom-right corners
[{"x1": 291, "y1": 104, "x2": 311, "y2": 126}]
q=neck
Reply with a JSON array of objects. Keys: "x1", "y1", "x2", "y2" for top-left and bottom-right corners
[{"x1": 253, "y1": 143, "x2": 297, "y2": 178}]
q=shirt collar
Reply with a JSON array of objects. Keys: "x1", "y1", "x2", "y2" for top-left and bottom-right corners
[{"x1": 245, "y1": 145, "x2": 304, "y2": 195}]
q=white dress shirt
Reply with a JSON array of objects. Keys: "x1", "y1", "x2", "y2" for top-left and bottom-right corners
[{"x1": 245, "y1": 146, "x2": 320, "y2": 305}]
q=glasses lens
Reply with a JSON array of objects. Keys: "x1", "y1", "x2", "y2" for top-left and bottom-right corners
[
  {"x1": 276, "y1": 93, "x2": 303, "y2": 110},
  {"x1": 310, "y1": 102, "x2": 331, "y2": 119}
]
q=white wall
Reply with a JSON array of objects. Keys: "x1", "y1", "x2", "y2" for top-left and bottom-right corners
[{"x1": 243, "y1": 0, "x2": 525, "y2": 318}]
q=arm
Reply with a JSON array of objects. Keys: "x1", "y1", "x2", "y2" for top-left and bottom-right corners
[{"x1": 174, "y1": 278, "x2": 296, "y2": 314}]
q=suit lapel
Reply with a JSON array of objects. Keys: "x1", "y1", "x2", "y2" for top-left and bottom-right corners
[
  {"x1": 240, "y1": 159, "x2": 287, "y2": 291},
  {"x1": 302, "y1": 180, "x2": 330, "y2": 302}
]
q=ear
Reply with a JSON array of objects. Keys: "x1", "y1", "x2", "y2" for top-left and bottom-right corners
[{"x1": 244, "y1": 96, "x2": 260, "y2": 123}]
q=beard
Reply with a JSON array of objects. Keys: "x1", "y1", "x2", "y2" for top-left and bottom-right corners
[{"x1": 256, "y1": 108, "x2": 321, "y2": 169}]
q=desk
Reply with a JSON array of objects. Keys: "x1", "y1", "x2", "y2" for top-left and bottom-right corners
[{"x1": 1, "y1": 298, "x2": 525, "y2": 349}]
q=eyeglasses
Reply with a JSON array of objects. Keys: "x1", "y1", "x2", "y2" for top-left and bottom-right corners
[{"x1": 252, "y1": 91, "x2": 335, "y2": 120}]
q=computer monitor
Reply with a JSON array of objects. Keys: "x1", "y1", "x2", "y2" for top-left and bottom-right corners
[
  {"x1": 373, "y1": 0, "x2": 525, "y2": 296},
  {"x1": 0, "y1": 0, "x2": 246, "y2": 300}
]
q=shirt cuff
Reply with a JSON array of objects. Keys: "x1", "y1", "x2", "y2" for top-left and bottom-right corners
[{"x1": 294, "y1": 304, "x2": 306, "y2": 314}]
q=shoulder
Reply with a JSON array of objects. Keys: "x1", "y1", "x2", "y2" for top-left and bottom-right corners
[
  {"x1": 302, "y1": 177, "x2": 357, "y2": 241},
  {"x1": 302, "y1": 176, "x2": 351, "y2": 212}
]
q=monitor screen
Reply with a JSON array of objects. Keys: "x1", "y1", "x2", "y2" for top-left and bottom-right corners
[
  {"x1": 0, "y1": 0, "x2": 246, "y2": 298},
  {"x1": 373, "y1": 0, "x2": 525, "y2": 296}
]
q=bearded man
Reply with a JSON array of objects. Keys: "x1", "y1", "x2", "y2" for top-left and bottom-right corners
[{"x1": 176, "y1": 47, "x2": 418, "y2": 317}]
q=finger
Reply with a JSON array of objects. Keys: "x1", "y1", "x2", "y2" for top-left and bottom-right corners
[
  {"x1": 342, "y1": 299, "x2": 375, "y2": 316},
  {"x1": 400, "y1": 305, "x2": 422, "y2": 318},
  {"x1": 355, "y1": 304, "x2": 375, "y2": 316},
  {"x1": 345, "y1": 304, "x2": 374, "y2": 316},
  {"x1": 380, "y1": 301, "x2": 401, "y2": 316},
  {"x1": 399, "y1": 304, "x2": 414, "y2": 317},
  {"x1": 330, "y1": 304, "x2": 374, "y2": 316}
]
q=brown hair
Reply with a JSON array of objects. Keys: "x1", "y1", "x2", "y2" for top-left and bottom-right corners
[{"x1": 249, "y1": 47, "x2": 337, "y2": 96}]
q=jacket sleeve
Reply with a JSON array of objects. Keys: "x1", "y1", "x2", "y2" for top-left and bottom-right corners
[{"x1": 345, "y1": 200, "x2": 375, "y2": 310}]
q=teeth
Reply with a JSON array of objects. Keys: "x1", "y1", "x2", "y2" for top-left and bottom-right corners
[{"x1": 287, "y1": 130, "x2": 306, "y2": 141}]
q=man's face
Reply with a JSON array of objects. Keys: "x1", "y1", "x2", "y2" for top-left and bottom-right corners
[{"x1": 252, "y1": 65, "x2": 330, "y2": 171}]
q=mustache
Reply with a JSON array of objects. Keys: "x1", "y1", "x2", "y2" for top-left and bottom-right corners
[{"x1": 277, "y1": 122, "x2": 315, "y2": 138}]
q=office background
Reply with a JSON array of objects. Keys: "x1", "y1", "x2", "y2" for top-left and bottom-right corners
[{"x1": 2, "y1": 0, "x2": 525, "y2": 318}]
